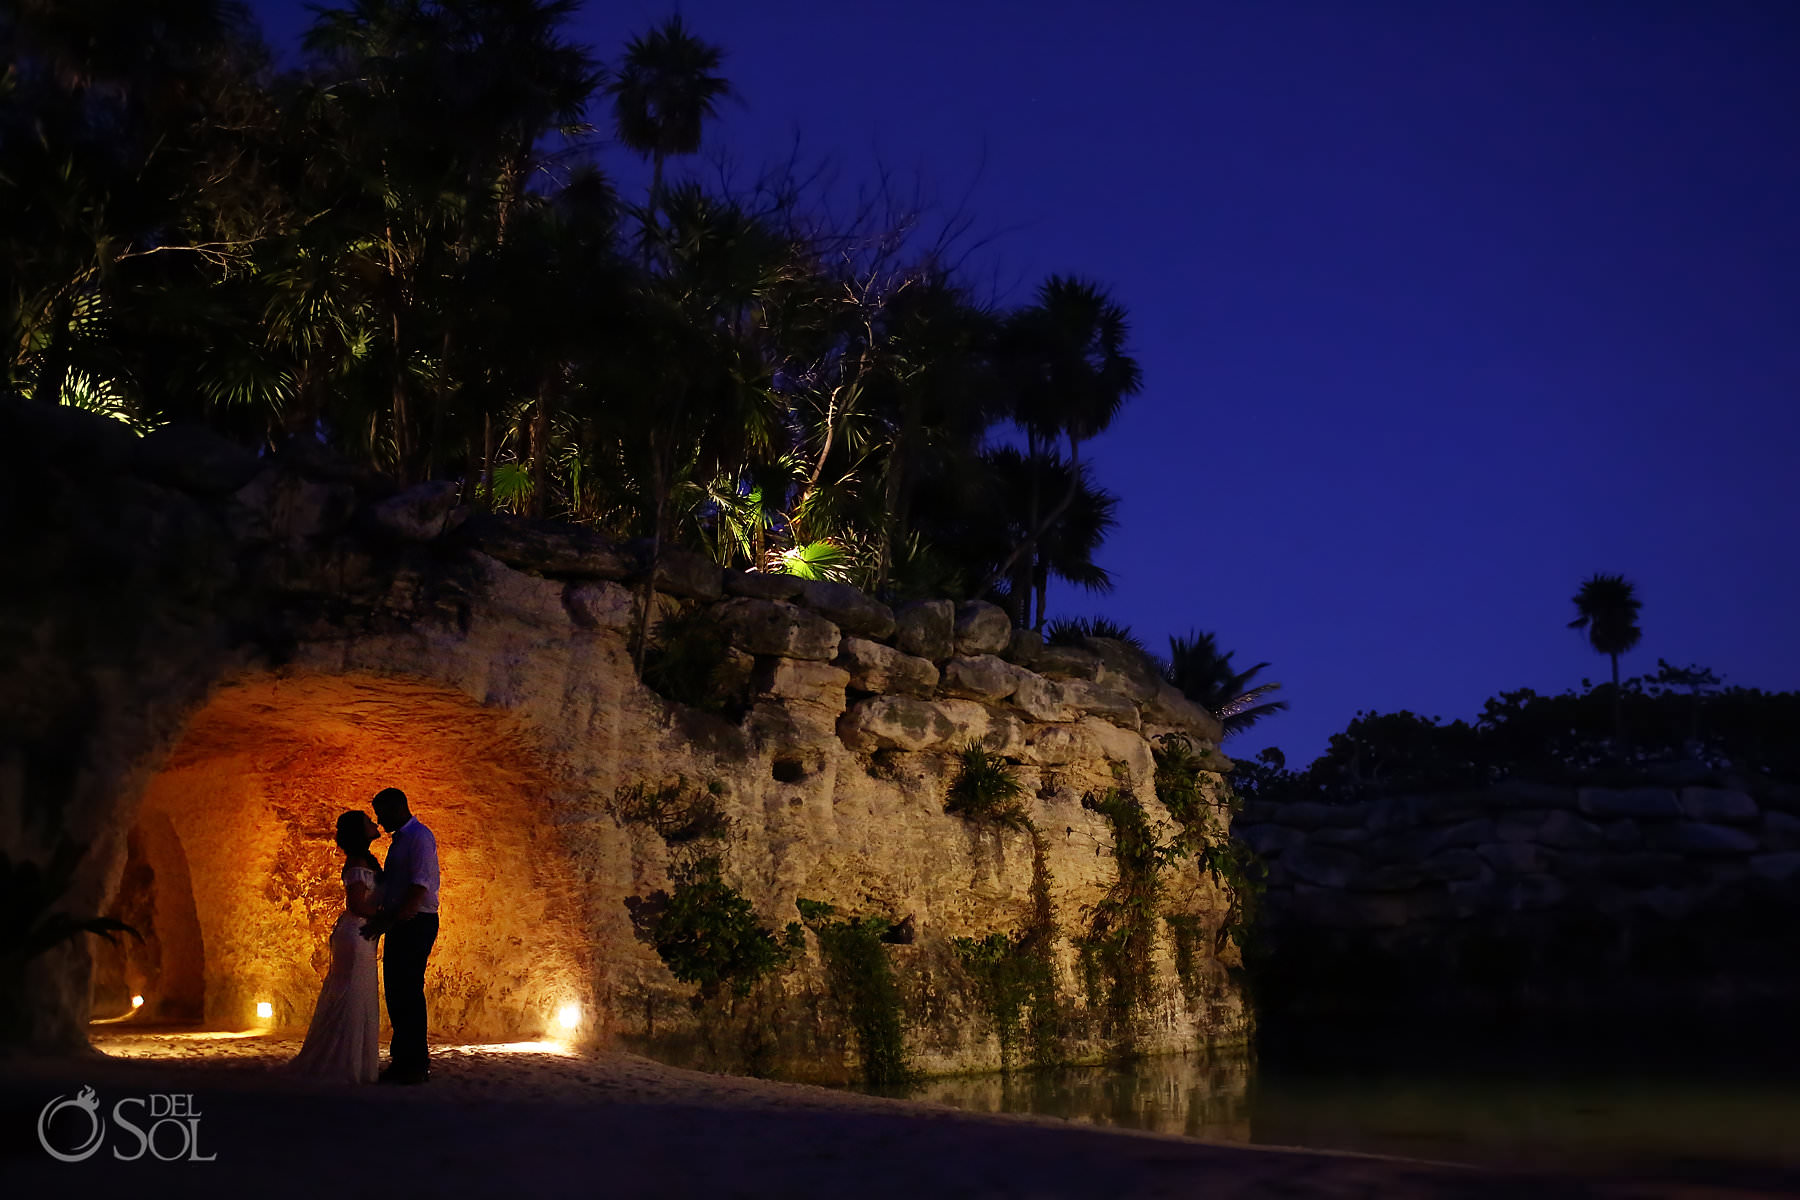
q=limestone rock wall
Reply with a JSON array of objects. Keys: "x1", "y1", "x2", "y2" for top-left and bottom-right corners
[
  {"x1": 1239, "y1": 780, "x2": 1800, "y2": 1019},
  {"x1": 0, "y1": 400, "x2": 1247, "y2": 1077}
]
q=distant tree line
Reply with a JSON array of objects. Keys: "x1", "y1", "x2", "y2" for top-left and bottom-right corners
[{"x1": 1240, "y1": 574, "x2": 1797, "y2": 802}]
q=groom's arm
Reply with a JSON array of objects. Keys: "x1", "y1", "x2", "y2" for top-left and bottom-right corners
[
  {"x1": 390, "y1": 883, "x2": 429, "y2": 921},
  {"x1": 361, "y1": 883, "x2": 428, "y2": 939}
]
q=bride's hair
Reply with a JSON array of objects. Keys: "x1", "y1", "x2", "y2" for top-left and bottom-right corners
[{"x1": 334, "y1": 810, "x2": 383, "y2": 879}]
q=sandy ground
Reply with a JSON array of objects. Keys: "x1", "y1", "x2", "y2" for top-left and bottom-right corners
[{"x1": 0, "y1": 1031, "x2": 1793, "y2": 1199}]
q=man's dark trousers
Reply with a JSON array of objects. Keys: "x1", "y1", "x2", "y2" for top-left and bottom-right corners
[{"x1": 385, "y1": 913, "x2": 438, "y2": 1075}]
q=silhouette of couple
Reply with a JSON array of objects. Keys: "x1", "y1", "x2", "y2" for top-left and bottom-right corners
[{"x1": 288, "y1": 787, "x2": 440, "y2": 1085}]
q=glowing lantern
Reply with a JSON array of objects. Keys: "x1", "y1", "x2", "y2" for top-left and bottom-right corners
[
  {"x1": 256, "y1": 1001, "x2": 274, "y2": 1020},
  {"x1": 130, "y1": 995, "x2": 144, "y2": 1009},
  {"x1": 556, "y1": 1004, "x2": 580, "y2": 1031}
]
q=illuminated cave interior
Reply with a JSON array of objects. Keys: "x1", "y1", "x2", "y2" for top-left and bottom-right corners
[{"x1": 93, "y1": 673, "x2": 589, "y2": 1041}]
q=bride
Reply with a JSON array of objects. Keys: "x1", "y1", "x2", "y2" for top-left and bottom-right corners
[{"x1": 289, "y1": 810, "x2": 383, "y2": 1082}]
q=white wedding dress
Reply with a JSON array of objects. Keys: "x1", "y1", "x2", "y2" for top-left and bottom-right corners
[{"x1": 289, "y1": 864, "x2": 380, "y2": 1083}]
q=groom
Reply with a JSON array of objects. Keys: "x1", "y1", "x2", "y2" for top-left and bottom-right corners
[{"x1": 361, "y1": 787, "x2": 440, "y2": 1085}]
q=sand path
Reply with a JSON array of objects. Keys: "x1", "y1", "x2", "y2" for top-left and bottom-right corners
[{"x1": 0, "y1": 1031, "x2": 1788, "y2": 1198}]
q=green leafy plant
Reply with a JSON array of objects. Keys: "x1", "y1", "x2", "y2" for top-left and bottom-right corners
[
  {"x1": 641, "y1": 607, "x2": 741, "y2": 714},
  {"x1": 610, "y1": 777, "x2": 730, "y2": 844},
  {"x1": 773, "y1": 540, "x2": 850, "y2": 581},
  {"x1": 1152, "y1": 733, "x2": 1213, "y2": 826},
  {"x1": 944, "y1": 742, "x2": 1027, "y2": 828},
  {"x1": 632, "y1": 855, "x2": 787, "y2": 999},
  {"x1": 951, "y1": 826, "x2": 1060, "y2": 1070},
  {"x1": 795, "y1": 898, "x2": 911, "y2": 1086},
  {"x1": 1162, "y1": 912, "x2": 1205, "y2": 1001},
  {"x1": 1074, "y1": 788, "x2": 1188, "y2": 1045},
  {"x1": 1043, "y1": 616, "x2": 1146, "y2": 652},
  {"x1": 1151, "y1": 736, "x2": 1262, "y2": 956}
]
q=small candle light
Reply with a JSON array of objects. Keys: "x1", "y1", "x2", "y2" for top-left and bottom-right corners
[
  {"x1": 256, "y1": 1001, "x2": 273, "y2": 1020},
  {"x1": 556, "y1": 1003, "x2": 580, "y2": 1031},
  {"x1": 130, "y1": 995, "x2": 144, "y2": 1009}
]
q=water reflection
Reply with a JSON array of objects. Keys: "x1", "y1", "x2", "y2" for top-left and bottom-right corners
[
  {"x1": 875, "y1": 1028, "x2": 1800, "y2": 1178},
  {"x1": 893, "y1": 1051, "x2": 1252, "y2": 1144}
]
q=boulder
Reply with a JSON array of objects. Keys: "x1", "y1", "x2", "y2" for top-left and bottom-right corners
[
  {"x1": 229, "y1": 468, "x2": 357, "y2": 542},
  {"x1": 1368, "y1": 795, "x2": 1434, "y2": 833},
  {"x1": 1140, "y1": 680, "x2": 1225, "y2": 745},
  {"x1": 953, "y1": 601, "x2": 1012, "y2": 656},
  {"x1": 4, "y1": 392, "x2": 138, "y2": 467},
  {"x1": 834, "y1": 637, "x2": 938, "y2": 697},
  {"x1": 1081, "y1": 637, "x2": 1164, "y2": 703},
  {"x1": 1032, "y1": 644, "x2": 1104, "y2": 681},
  {"x1": 365, "y1": 480, "x2": 465, "y2": 541},
  {"x1": 1577, "y1": 787, "x2": 1682, "y2": 820},
  {"x1": 455, "y1": 514, "x2": 636, "y2": 579},
  {"x1": 1284, "y1": 844, "x2": 1362, "y2": 889},
  {"x1": 1348, "y1": 863, "x2": 1424, "y2": 892},
  {"x1": 797, "y1": 580, "x2": 895, "y2": 640},
  {"x1": 1535, "y1": 811, "x2": 1605, "y2": 849},
  {"x1": 565, "y1": 581, "x2": 635, "y2": 631},
  {"x1": 1010, "y1": 672, "x2": 1078, "y2": 723},
  {"x1": 1764, "y1": 810, "x2": 1800, "y2": 851},
  {"x1": 894, "y1": 600, "x2": 955, "y2": 662},
  {"x1": 1273, "y1": 802, "x2": 1369, "y2": 830},
  {"x1": 1419, "y1": 848, "x2": 1486, "y2": 882},
  {"x1": 723, "y1": 568, "x2": 802, "y2": 601},
  {"x1": 940, "y1": 655, "x2": 1023, "y2": 701},
  {"x1": 468, "y1": 552, "x2": 569, "y2": 629},
  {"x1": 1679, "y1": 787, "x2": 1759, "y2": 825},
  {"x1": 1020, "y1": 723, "x2": 1090, "y2": 767},
  {"x1": 1502, "y1": 874, "x2": 1567, "y2": 912},
  {"x1": 1003, "y1": 626, "x2": 1044, "y2": 668},
  {"x1": 1602, "y1": 819, "x2": 1643, "y2": 849},
  {"x1": 1749, "y1": 853, "x2": 1800, "y2": 884},
  {"x1": 712, "y1": 598, "x2": 840, "y2": 661},
  {"x1": 838, "y1": 695, "x2": 1020, "y2": 754},
  {"x1": 838, "y1": 695, "x2": 955, "y2": 752},
  {"x1": 1476, "y1": 842, "x2": 1546, "y2": 874},
  {"x1": 132, "y1": 423, "x2": 262, "y2": 493},
  {"x1": 1059, "y1": 679, "x2": 1140, "y2": 730},
  {"x1": 1652, "y1": 821, "x2": 1759, "y2": 857},
  {"x1": 938, "y1": 699, "x2": 1026, "y2": 757},
  {"x1": 1235, "y1": 824, "x2": 1301, "y2": 857},
  {"x1": 1582, "y1": 852, "x2": 1682, "y2": 888},
  {"x1": 1431, "y1": 816, "x2": 1495, "y2": 847},
  {"x1": 1075, "y1": 717, "x2": 1153, "y2": 780},
  {"x1": 754, "y1": 658, "x2": 851, "y2": 714},
  {"x1": 633, "y1": 542, "x2": 723, "y2": 601}
]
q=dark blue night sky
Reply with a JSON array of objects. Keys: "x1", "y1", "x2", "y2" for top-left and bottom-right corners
[{"x1": 248, "y1": 1, "x2": 1800, "y2": 764}]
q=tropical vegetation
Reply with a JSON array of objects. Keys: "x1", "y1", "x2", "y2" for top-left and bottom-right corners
[{"x1": 2, "y1": 0, "x2": 1141, "y2": 616}]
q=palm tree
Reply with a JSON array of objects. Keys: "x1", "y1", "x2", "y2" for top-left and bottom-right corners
[
  {"x1": 1568, "y1": 573, "x2": 1643, "y2": 749},
  {"x1": 980, "y1": 445, "x2": 1117, "y2": 628},
  {"x1": 606, "y1": 16, "x2": 732, "y2": 226},
  {"x1": 987, "y1": 276, "x2": 1141, "y2": 617},
  {"x1": 1165, "y1": 631, "x2": 1289, "y2": 739}
]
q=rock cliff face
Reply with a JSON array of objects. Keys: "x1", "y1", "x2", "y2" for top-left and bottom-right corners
[
  {"x1": 1240, "y1": 780, "x2": 1800, "y2": 1021},
  {"x1": 0, "y1": 400, "x2": 1246, "y2": 1079}
]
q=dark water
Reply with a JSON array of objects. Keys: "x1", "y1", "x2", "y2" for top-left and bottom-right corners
[{"x1": 873, "y1": 1023, "x2": 1800, "y2": 1179}]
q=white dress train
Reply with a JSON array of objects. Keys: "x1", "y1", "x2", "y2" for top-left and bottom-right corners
[{"x1": 289, "y1": 864, "x2": 380, "y2": 1083}]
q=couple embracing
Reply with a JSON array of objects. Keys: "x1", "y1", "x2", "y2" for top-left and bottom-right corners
[{"x1": 289, "y1": 787, "x2": 440, "y2": 1085}]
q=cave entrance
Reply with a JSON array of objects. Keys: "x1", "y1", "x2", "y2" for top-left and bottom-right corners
[{"x1": 95, "y1": 673, "x2": 588, "y2": 1042}]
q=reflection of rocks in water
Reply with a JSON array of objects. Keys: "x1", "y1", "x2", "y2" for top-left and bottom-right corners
[{"x1": 897, "y1": 1050, "x2": 1252, "y2": 1143}]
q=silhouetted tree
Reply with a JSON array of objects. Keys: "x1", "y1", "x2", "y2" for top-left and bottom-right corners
[
  {"x1": 1568, "y1": 573, "x2": 1643, "y2": 750},
  {"x1": 606, "y1": 15, "x2": 731, "y2": 226},
  {"x1": 1165, "y1": 631, "x2": 1289, "y2": 738}
]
